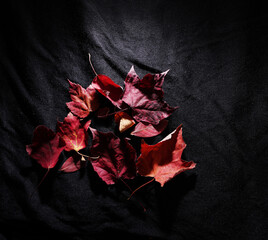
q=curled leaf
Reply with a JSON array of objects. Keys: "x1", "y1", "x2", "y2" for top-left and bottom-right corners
[
  {"x1": 114, "y1": 112, "x2": 135, "y2": 132},
  {"x1": 57, "y1": 113, "x2": 91, "y2": 152},
  {"x1": 26, "y1": 125, "x2": 66, "y2": 169},
  {"x1": 91, "y1": 75, "x2": 123, "y2": 108},
  {"x1": 66, "y1": 80, "x2": 100, "y2": 118},
  {"x1": 136, "y1": 125, "x2": 196, "y2": 187},
  {"x1": 89, "y1": 127, "x2": 136, "y2": 185}
]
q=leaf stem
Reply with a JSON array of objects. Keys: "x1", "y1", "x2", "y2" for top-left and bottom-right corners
[
  {"x1": 29, "y1": 168, "x2": 50, "y2": 200},
  {"x1": 88, "y1": 53, "x2": 98, "y2": 76},
  {"x1": 98, "y1": 107, "x2": 130, "y2": 118},
  {"x1": 76, "y1": 151, "x2": 99, "y2": 159},
  {"x1": 128, "y1": 178, "x2": 155, "y2": 200},
  {"x1": 120, "y1": 178, "x2": 132, "y2": 192},
  {"x1": 76, "y1": 151, "x2": 89, "y2": 158},
  {"x1": 120, "y1": 178, "x2": 146, "y2": 212}
]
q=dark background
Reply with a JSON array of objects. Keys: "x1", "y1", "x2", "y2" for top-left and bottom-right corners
[{"x1": 1, "y1": 1, "x2": 268, "y2": 239}]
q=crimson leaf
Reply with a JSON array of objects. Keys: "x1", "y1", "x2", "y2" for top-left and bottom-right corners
[
  {"x1": 91, "y1": 75, "x2": 123, "y2": 108},
  {"x1": 26, "y1": 125, "x2": 66, "y2": 169},
  {"x1": 131, "y1": 119, "x2": 168, "y2": 138},
  {"x1": 66, "y1": 80, "x2": 100, "y2": 118},
  {"x1": 89, "y1": 127, "x2": 136, "y2": 184},
  {"x1": 57, "y1": 113, "x2": 91, "y2": 152},
  {"x1": 121, "y1": 66, "x2": 177, "y2": 125},
  {"x1": 136, "y1": 124, "x2": 196, "y2": 187},
  {"x1": 60, "y1": 153, "x2": 86, "y2": 173}
]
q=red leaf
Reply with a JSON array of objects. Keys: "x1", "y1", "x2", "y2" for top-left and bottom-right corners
[
  {"x1": 26, "y1": 125, "x2": 66, "y2": 169},
  {"x1": 131, "y1": 119, "x2": 168, "y2": 138},
  {"x1": 60, "y1": 153, "x2": 86, "y2": 173},
  {"x1": 57, "y1": 113, "x2": 91, "y2": 152},
  {"x1": 90, "y1": 68, "x2": 176, "y2": 125},
  {"x1": 121, "y1": 66, "x2": 177, "y2": 125},
  {"x1": 91, "y1": 75, "x2": 123, "y2": 108},
  {"x1": 89, "y1": 127, "x2": 136, "y2": 185},
  {"x1": 136, "y1": 125, "x2": 196, "y2": 187},
  {"x1": 66, "y1": 80, "x2": 100, "y2": 118}
]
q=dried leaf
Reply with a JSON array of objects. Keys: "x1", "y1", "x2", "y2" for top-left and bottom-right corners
[
  {"x1": 121, "y1": 66, "x2": 177, "y2": 125},
  {"x1": 60, "y1": 153, "x2": 86, "y2": 173},
  {"x1": 26, "y1": 126, "x2": 66, "y2": 169},
  {"x1": 91, "y1": 75, "x2": 123, "y2": 108},
  {"x1": 131, "y1": 119, "x2": 168, "y2": 138},
  {"x1": 66, "y1": 80, "x2": 100, "y2": 118},
  {"x1": 89, "y1": 127, "x2": 136, "y2": 184},
  {"x1": 90, "y1": 67, "x2": 176, "y2": 127},
  {"x1": 136, "y1": 125, "x2": 196, "y2": 187},
  {"x1": 57, "y1": 113, "x2": 91, "y2": 152}
]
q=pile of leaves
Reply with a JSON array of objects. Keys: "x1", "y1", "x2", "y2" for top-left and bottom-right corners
[{"x1": 26, "y1": 56, "x2": 196, "y2": 202}]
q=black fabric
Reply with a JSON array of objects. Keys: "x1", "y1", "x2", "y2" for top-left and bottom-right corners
[{"x1": 1, "y1": 1, "x2": 268, "y2": 239}]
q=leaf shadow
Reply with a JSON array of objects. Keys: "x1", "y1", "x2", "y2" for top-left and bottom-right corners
[
  {"x1": 86, "y1": 164, "x2": 149, "y2": 215},
  {"x1": 37, "y1": 168, "x2": 59, "y2": 202},
  {"x1": 87, "y1": 162, "x2": 109, "y2": 194},
  {"x1": 155, "y1": 172, "x2": 197, "y2": 231},
  {"x1": 21, "y1": 155, "x2": 65, "y2": 203}
]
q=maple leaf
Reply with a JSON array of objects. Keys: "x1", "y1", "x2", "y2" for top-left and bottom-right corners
[
  {"x1": 89, "y1": 127, "x2": 136, "y2": 184},
  {"x1": 114, "y1": 112, "x2": 135, "y2": 132},
  {"x1": 90, "y1": 66, "x2": 177, "y2": 127},
  {"x1": 66, "y1": 80, "x2": 100, "y2": 118},
  {"x1": 131, "y1": 119, "x2": 168, "y2": 138},
  {"x1": 57, "y1": 112, "x2": 91, "y2": 152},
  {"x1": 26, "y1": 125, "x2": 66, "y2": 169},
  {"x1": 60, "y1": 153, "x2": 86, "y2": 173},
  {"x1": 91, "y1": 75, "x2": 123, "y2": 108},
  {"x1": 121, "y1": 66, "x2": 177, "y2": 125},
  {"x1": 136, "y1": 125, "x2": 196, "y2": 187}
]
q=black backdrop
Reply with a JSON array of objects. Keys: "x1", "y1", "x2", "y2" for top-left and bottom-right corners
[{"x1": 1, "y1": 1, "x2": 268, "y2": 239}]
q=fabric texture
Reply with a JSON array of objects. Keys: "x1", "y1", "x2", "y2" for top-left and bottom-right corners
[{"x1": 0, "y1": 1, "x2": 268, "y2": 239}]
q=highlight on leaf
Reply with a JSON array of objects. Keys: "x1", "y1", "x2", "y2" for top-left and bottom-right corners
[
  {"x1": 57, "y1": 112, "x2": 91, "y2": 152},
  {"x1": 114, "y1": 112, "x2": 135, "y2": 132}
]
